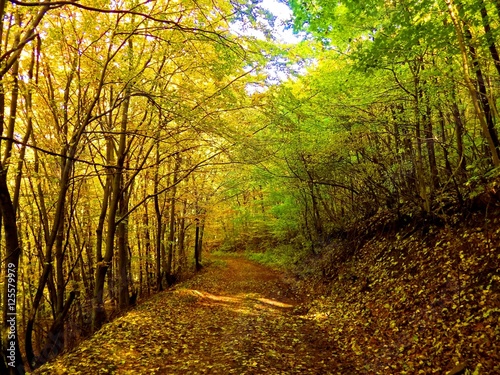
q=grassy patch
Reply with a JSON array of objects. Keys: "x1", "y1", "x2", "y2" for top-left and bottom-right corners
[
  {"x1": 246, "y1": 244, "x2": 304, "y2": 270},
  {"x1": 206, "y1": 258, "x2": 228, "y2": 268},
  {"x1": 209, "y1": 249, "x2": 245, "y2": 258}
]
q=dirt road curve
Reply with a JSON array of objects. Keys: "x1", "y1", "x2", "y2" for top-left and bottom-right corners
[{"x1": 34, "y1": 256, "x2": 342, "y2": 375}]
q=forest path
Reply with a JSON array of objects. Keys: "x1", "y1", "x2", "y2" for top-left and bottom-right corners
[{"x1": 34, "y1": 256, "x2": 341, "y2": 375}]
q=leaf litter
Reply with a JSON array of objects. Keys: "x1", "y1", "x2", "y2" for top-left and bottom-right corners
[
  {"x1": 32, "y1": 257, "x2": 339, "y2": 375},
  {"x1": 32, "y1": 211, "x2": 500, "y2": 375}
]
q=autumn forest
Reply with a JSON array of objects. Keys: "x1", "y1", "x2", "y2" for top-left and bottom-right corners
[{"x1": 0, "y1": 0, "x2": 499, "y2": 373}]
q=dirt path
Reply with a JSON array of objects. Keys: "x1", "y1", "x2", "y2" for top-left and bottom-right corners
[{"x1": 34, "y1": 256, "x2": 342, "y2": 375}]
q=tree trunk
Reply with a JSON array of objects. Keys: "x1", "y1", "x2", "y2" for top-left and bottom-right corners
[
  {"x1": 414, "y1": 85, "x2": 430, "y2": 212},
  {"x1": 92, "y1": 87, "x2": 130, "y2": 331},
  {"x1": 479, "y1": 0, "x2": 500, "y2": 77},
  {"x1": 194, "y1": 218, "x2": 202, "y2": 271},
  {"x1": 144, "y1": 207, "x2": 152, "y2": 295},
  {"x1": 118, "y1": 181, "x2": 130, "y2": 310},
  {"x1": 178, "y1": 200, "x2": 187, "y2": 270},
  {"x1": 0, "y1": 170, "x2": 25, "y2": 374},
  {"x1": 154, "y1": 144, "x2": 163, "y2": 291},
  {"x1": 464, "y1": 26, "x2": 500, "y2": 159},
  {"x1": 420, "y1": 66, "x2": 440, "y2": 192},
  {"x1": 445, "y1": 0, "x2": 500, "y2": 166},
  {"x1": 198, "y1": 219, "x2": 205, "y2": 265},
  {"x1": 451, "y1": 102, "x2": 467, "y2": 177},
  {"x1": 165, "y1": 155, "x2": 180, "y2": 285}
]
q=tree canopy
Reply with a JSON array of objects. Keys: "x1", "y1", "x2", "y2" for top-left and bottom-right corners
[{"x1": 1, "y1": 0, "x2": 500, "y2": 372}]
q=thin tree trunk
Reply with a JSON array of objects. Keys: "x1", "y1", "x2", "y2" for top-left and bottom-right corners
[
  {"x1": 420, "y1": 67, "x2": 440, "y2": 192},
  {"x1": 414, "y1": 89, "x2": 429, "y2": 212},
  {"x1": 445, "y1": 0, "x2": 500, "y2": 165},
  {"x1": 198, "y1": 219, "x2": 205, "y2": 265},
  {"x1": 194, "y1": 218, "x2": 202, "y2": 271},
  {"x1": 479, "y1": 0, "x2": 500, "y2": 77},
  {"x1": 144, "y1": 206, "x2": 152, "y2": 295},
  {"x1": 154, "y1": 145, "x2": 163, "y2": 291},
  {"x1": 464, "y1": 26, "x2": 500, "y2": 157},
  {"x1": 178, "y1": 200, "x2": 187, "y2": 270},
  {"x1": 166, "y1": 155, "x2": 180, "y2": 285},
  {"x1": 13, "y1": 45, "x2": 36, "y2": 211},
  {"x1": 451, "y1": 102, "x2": 467, "y2": 177},
  {"x1": 92, "y1": 87, "x2": 130, "y2": 331},
  {"x1": 2, "y1": 16, "x2": 20, "y2": 169},
  {"x1": 118, "y1": 178, "x2": 130, "y2": 310},
  {"x1": 438, "y1": 110, "x2": 453, "y2": 178}
]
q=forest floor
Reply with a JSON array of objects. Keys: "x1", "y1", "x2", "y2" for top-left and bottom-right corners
[
  {"x1": 285, "y1": 209, "x2": 500, "y2": 375},
  {"x1": 32, "y1": 256, "x2": 341, "y2": 375},
  {"x1": 31, "y1": 209, "x2": 500, "y2": 375}
]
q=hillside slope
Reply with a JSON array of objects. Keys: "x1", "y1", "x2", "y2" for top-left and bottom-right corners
[{"x1": 294, "y1": 209, "x2": 500, "y2": 374}]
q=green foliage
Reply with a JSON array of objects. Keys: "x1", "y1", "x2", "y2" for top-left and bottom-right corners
[
  {"x1": 216, "y1": 0, "x2": 500, "y2": 264},
  {"x1": 246, "y1": 244, "x2": 306, "y2": 270}
]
